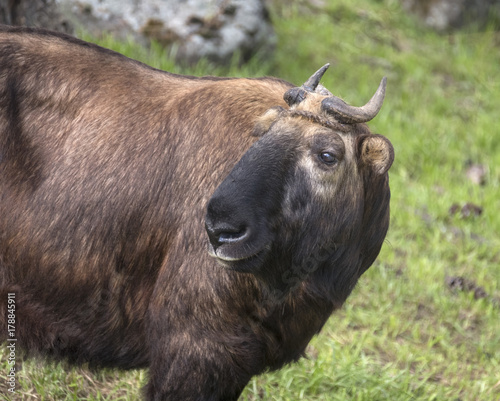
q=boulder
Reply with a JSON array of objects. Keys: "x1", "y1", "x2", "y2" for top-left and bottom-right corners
[
  {"x1": 55, "y1": 0, "x2": 275, "y2": 64},
  {"x1": 402, "y1": 0, "x2": 500, "y2": 31},
  {"x1": 0, "y1": 0, "x2": 72, "y2": 33}
]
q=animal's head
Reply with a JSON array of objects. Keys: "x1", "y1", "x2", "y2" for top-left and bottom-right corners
[{"x1": 205, "y1": 65, "x2": 394, "y2": 300}]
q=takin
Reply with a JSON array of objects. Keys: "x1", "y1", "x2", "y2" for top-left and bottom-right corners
[{"x1": 0, "y1": 25, "x2": 394, "y2": 400}]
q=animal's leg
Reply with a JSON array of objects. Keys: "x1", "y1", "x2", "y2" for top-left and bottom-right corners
[{"x1": 145, "y1": 330, "x2": 248, "y2": 401}]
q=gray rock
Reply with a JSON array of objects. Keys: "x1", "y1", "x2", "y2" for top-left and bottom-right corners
[
  {"x1": 0, "y1": 0, "x2": 72, "y2": 33},
  {"x1": 402, "y1": 0, "x2": 500, "y2": 31},
  {"x1": 55, "y1": 0, "x2": 275, "y2": 64}
]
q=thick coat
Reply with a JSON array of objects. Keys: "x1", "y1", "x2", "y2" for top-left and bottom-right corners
[{"x1": 0, "y1": 25, "x2": 394, "y2": 400}]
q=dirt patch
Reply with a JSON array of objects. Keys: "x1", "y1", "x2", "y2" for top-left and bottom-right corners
[
  {"x1": 448, "y1": 203, "x2": 483, "y2": 219},
  {"x1": 445, "y1": 275, "x2": 499, "y2": 307},
  {"x1": 446, "y1": 275, "x2": 487, "y2": 299}
]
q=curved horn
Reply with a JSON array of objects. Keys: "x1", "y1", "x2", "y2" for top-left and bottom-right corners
[
  {"x1": 321, "y1": 77, "x2": 387, "y2": 124},
  {"x1": 302, "y1": 63, "x2": 330, "y2": 91},
  {"x1": 284, "y1": 64, "x2": 331, "y2": 106}
]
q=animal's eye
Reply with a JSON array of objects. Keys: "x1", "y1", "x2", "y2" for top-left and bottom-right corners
[{"x1": 319, "y1": 152, "x2": 337, "y2": 165}]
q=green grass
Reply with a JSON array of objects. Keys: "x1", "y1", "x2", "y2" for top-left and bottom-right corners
[{"x1": 1, "y1": 0, "x2": 500, "y2": 399}]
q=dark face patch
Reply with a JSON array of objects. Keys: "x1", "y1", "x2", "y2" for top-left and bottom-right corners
[
  {"x1": 205, "y1": 115, "x2": 372, "y2": 291},
  {"x1": 205, "y1": 128, "x2": 297, "y2": 272}
]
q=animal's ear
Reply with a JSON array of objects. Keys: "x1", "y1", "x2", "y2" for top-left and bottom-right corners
[
  {"x1": 358, "y1": 134, "x2": 394, "y2": 175},
  {"x1": 251, "y1": 106, "x2": 284, "y2": 137}
]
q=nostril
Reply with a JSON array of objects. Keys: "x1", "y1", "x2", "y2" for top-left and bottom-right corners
[
  {"x1": 205, "y1": 221, "x2": 248, "y2": 250},
  {"x1": 217, "y1": 229, "x2": 247, "y2": 244}
]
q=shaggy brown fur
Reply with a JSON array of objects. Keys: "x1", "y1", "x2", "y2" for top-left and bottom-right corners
[{"x1": 0, "y1": 25, "x2": 394, "y2": 400}]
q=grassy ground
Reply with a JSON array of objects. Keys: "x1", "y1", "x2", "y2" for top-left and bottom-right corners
[{"x1": 1, "y1": 0, "x2": 499, "y2": 399}]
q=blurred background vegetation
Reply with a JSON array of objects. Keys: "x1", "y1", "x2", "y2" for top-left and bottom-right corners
[{"x1": 1, "y1": 0, "x2": 499, "y2": 400}]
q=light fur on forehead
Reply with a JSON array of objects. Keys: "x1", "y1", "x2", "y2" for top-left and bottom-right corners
[
  {"x1": 252, "y1": 101, "x2": 350, "y2": 137},
  {"x1": 288, "y1": 91, "x2": 337, "y2": 122}
]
